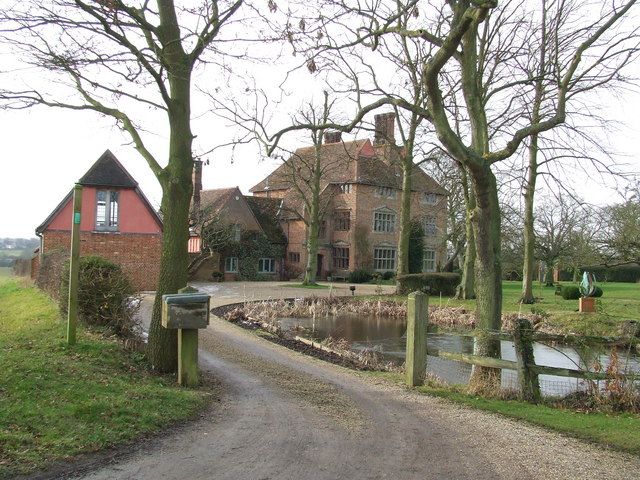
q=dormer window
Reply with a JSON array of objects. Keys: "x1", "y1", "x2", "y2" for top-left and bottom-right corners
[
  {"x1": 376, "y1": 186, "x2": 396, "y2": 198},
  {"x1": 339, "y1": 183, "x2": 351, "y2": 194},
  {"x1": 96, "y1": 190, "x2": 119, "y2": 231},
  {"x1": 422, "y1": 193, "x2": 438, "y2": 205}
]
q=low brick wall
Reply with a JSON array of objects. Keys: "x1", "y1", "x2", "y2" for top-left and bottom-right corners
[{"x1": 41, "y1": 230, "x2": 162, "y2": 292}]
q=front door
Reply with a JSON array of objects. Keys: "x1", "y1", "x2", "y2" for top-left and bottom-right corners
[{"x1": 316, "y1": 254, "x2": 323, "y2": 278}]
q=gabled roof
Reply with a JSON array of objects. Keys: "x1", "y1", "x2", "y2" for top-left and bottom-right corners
[
  {"x1": 79, "y1": 150, "x2": 138, "y2": 188},
  {"x1": 244, "y1": 196, "x2": 287, "y2": 245},
  {"x1": 198, "y1": 187, "x2": 240, "y2": 216},
  {"x1": 250, "y1": 138, "x2": 447, "y2": 196},
  {"x1": 197, "y1": 187, "x2": 287, "y2": 245},
  {"x1": 36, "y1": 150, "x2": 162, "y2": 234},
  {"x1": 249, "y1": 139, "x2": 369, "y2": 193}
]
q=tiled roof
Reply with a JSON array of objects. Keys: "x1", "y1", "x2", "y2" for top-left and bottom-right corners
[
  {"x1": 244, "y1": 196, "x2": 287, "y2": 245},
  {"x1": 250, "y1": 139, "x2": 447, "y2": 196},
  {"x1": 198, "y1": 187, "x2": 239, "y2": 215},
  {"x1": 78, "y1": 150, "x2": 138, "y2": 188}
]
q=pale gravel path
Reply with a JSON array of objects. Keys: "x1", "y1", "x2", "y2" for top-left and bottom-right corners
[{"x1": 69, "y1": 282, "x2": 639, "y2": 480}]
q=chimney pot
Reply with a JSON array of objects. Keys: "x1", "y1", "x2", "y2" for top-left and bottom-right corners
[
  {"x1": 323, "y1": 131, "x2": 342, "y2": 144},
  {"x1": 374, "y1": 112, "x2": 396, "y2": 145}
]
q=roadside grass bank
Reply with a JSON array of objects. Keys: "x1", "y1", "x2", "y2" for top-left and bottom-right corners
[
  {"x1": 0, "y1": 279, "x2": 212, "y2": 478},
  {"x1": 362, "y1": 280, "x2": 640, "y2": 336},
  {"x1": 365, "y1": 371, "x2": 640, "y2": 455}
]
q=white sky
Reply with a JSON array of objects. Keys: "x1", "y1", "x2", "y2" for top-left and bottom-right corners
[{"x1": 0, "y1": 3, "x2": 639, "y2": 239}]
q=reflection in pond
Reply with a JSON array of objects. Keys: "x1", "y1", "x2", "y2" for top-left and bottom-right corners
[{"x1": 277, "y1": 314, "x2": 640, "y2": 396}]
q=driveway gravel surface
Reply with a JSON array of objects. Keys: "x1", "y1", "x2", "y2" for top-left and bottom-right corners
[{"x1": 64, "y1": 282, "x2": 640, "y2": 479}]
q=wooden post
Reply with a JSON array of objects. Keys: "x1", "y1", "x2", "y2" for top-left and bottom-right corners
[
  {"x1": 406, "y1": 291, "x2": 428, "y2": 387},
  {"x1": 513, "y1": 318, "x2": 541, "y2": 403},
  {"x1": 177, "y1": 286, "x2": 199, "y2": 387},
  {"x1": 178, "y1": 329, "x2": 199, "y2": 386},
  {"x1": 67, "y1": 184, "x2": 82, "y2": 346}
]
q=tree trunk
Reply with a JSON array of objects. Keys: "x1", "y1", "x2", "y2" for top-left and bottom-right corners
[
  {"x1": 544, "y1": 264, "x2": 554, "y2": 286},
  {"x1": 396, "y1": 155, "x2": 413, "y2": 291},
  {"x1": 456, "y1": 168, "x2": 475, "y2": 299},
  {"x1": 303, "y1": 220, "x2": 319, "y2": 285},
  {"x1": 146, "y1": 22, "x2": 194, "y2": 372},
  {"x1": 521, "y1": 134, "x2": 539, "y2": 304},
  {"x1": 468, "y1": 164, "x2": 502, "y2": 392}
]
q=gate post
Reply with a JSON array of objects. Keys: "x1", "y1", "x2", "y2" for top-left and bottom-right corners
[
  {"x1": 406, "y1": 291, "x2": 428, "y2": 387},
  {"x1": 513, "y1": 318, "x2": 541, "y2": 403}
]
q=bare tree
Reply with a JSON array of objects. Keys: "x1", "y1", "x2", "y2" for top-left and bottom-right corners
[
  {"x1": 287, "y1": 0, "x2": 639, "y2": 389},
  {"x1": 0, "y1": 0, "x2": 247, "y2": 372}
]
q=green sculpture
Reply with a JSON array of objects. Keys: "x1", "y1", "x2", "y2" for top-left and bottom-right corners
[{"x1": 579, "y1": 271, "x2": 596, "y2": 297}]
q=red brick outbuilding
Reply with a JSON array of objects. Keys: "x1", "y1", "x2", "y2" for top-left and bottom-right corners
[{"x1": 33, "y1": 150, "x2": 162, "y2": 292}]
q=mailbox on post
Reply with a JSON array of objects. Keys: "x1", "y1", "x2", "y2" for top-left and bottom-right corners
[
  {"x1": 161, "y1": 289, "x2": 210, "y2": 387},
  {"x1": 162, "y1": 294, "x2": 210, "y2": 329}
]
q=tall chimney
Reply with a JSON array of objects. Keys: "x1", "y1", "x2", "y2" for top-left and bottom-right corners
[
  {"x1": 323, "y1": 131, "x2": 342, "y2": 144},
  {"x1": 192, "y1": 160, "x2": 203, "y2": 212},
  {"x1": 374, "y1": 112, "x2": 396, "y2": 145}
]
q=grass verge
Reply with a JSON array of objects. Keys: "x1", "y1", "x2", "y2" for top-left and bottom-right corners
[
  {"x1": 365, "y1": 371, "x2": 640, "y2": 455},
  {"x1": 0, "y1": 279, "x2": 212, "y2": 478}
]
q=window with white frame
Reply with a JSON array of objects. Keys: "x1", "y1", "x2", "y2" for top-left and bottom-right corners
[
  {"x1": 373, "y1": 247, "x2": 396, "y2": 271},
  {"x1": 423, "y1": 249, "x2": 436, "y2": 272},
  {"x1": 96, "y1": 190, "x2": 119, "y2": 231},
  {"x1": 225, "y1": 257, "x2": 238, "y2": 273},
  {"x1": 373, "y1": 209, "x2": 396, "y2": 233},
  {"x1": 376, "y1": 186, "x2": 396, "y2": 198},
  {"x1": 333, "y1": 247, "x2": 349, "y2": 269},
  {"x1": 258, "y1": 257, "x2": 276, "y2": 273},
  {"x1": 339, "y1": 183, "x2": 351, "y2": 194},
  {"x1": 424, "y1": 216, "x2": 437, "y2": 236},
  {"x1": 422, "y1": 192, "x2": 438, "y2": 205},
  {"x1": 233, "y1": 224, "x2": 241, "y2": 242}
]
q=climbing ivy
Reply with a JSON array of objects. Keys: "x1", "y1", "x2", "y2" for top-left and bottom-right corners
[{"x1": 223, "y1": 231, "x2": 285, "y2": 281}]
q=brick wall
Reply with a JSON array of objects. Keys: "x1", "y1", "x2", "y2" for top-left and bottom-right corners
[{"x1": 42, "y1": 230, "x2": 162, "y2": 291}]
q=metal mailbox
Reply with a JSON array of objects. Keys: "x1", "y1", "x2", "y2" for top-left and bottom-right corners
[{"x1": 161, "y1": 293, "x2": 210, "y2": 329}]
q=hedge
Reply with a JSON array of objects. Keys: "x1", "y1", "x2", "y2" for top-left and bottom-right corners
[
  {"x1": 580, "y1": 264, "x2": 640, "y2": 283},
  {"x1": 396, "y1": 272, "x2": 461, "y2": 296}
]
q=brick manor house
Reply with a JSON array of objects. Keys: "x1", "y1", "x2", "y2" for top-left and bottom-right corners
[{"x1": 192, "y1": 113, "x2": 448, "y2": 280}]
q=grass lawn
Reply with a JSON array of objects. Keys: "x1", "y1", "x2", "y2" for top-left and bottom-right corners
[
  {"x1": 368, "y1": 280, "x2": 640, "y2": 336},
  {"x1": 366, "y1": 371, "x2": 640, "y2": 455},
  {"x1": 0, "y1": 279, "x2": 211, "y2": 478}
]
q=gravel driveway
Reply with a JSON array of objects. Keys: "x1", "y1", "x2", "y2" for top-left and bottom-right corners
[{"x1": 69, "y1": 282, "x2": 640, "y2": 480}]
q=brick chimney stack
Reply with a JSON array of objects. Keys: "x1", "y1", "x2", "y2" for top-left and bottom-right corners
[
  {"x1": 192, "y1": 160, "x2": 203, "y2": 212},
  {"x1": 374, "y1": 112, "x2": 396, "y2": 145},
  {"x1": 323, "y1": 131, "x2": 342, "y2": 144}
]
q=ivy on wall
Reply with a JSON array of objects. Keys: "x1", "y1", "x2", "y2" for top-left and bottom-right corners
[{"x1": 223, "y1": 231, "x2": 285, "y2": 281}]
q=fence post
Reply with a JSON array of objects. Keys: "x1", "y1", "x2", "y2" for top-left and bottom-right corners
[
  {"x1": 406, "y1": 291, "x2": 428, "y2": 387},
  {"x1": 513, "y1": 318, "x2": 541, "y2": 403}
]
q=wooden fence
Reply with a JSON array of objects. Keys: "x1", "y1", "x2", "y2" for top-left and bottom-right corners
[{"x1": 405, "y1": 292, "x2": 640, "y2": 402}]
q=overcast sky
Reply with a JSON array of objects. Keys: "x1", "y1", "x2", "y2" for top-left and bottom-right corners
[{"x1": 0, "y1": 3, "x2": 639, "y2": 239}]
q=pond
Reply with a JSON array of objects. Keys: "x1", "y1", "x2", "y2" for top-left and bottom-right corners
[{"x1": 277, "y1": 313, "x2": 640, "y2": 397}]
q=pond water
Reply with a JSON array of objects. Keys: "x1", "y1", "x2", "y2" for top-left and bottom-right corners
[{"x1": 277, "y1": 314, "x2": 640, "y2": 397}]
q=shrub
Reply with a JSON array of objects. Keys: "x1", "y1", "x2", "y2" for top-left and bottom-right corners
[
  {"x1": 590, "y1": 286, "x2": 604, "y2": 298},
  {"x1": 561, "y1": 285, "x2": 581, "y2": 300},
  {"x1": 382, "y1": 270, "x2": 395, "y2": 280},
  {"x1": 348, "y1": 269, "x2": 373, "y2": 283},
  {"x1": 211, "y1": 271, "x2": 224, "y2": 281},
  {"x1": 396, "y1": 272, "x2": 461, "y2": 296},
  {"x1": 60, "y1": 256, "x2": 138, "y2": 338}
]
